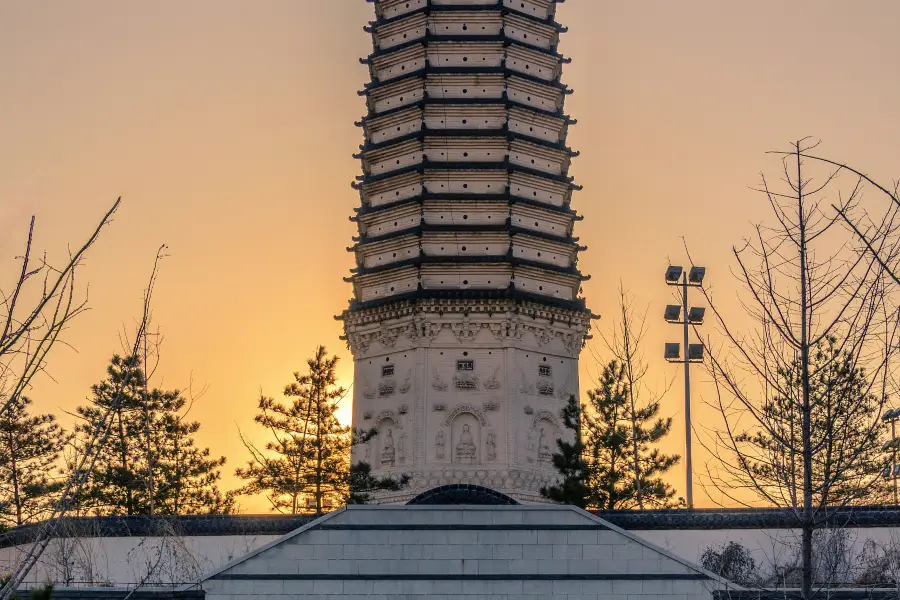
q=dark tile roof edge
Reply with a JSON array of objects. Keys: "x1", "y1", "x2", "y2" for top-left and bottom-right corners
[
  {"x1": 5, "y1": 506, "x2": 900, "y2": 548},
  {"x1": 714, "y1": 590, "x2": 900, "y2": 600},
  {"x1": 0, "y1": 515, "x2": 316, "y2": 549},
  {"x1": 592, "y1": 506, "x2": 900, "y2": 530},
  {"x1": 34, "y1": 589, "x2": 204, "y2": 600}
]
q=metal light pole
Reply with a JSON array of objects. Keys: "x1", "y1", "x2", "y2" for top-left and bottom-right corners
[
  {"x1": 664, "y1": 265, "x2": 706, "y2": 509},
  {"x1": 894, "y1": 418, "x2": 898, "y2": 506},
  {"x1": 883, "y1": 409, "x2": 900, "y2": 505}
]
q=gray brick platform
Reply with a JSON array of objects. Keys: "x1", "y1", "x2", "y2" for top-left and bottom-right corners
[{"x1": 201, "y1": 504, "x2": 735, "y2": 600}]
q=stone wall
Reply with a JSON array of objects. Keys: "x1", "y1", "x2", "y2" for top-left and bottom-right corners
[{"x1": 201, "y1": 505, "x2": 728, "y2": 600}]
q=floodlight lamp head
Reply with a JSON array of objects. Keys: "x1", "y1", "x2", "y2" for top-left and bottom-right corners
[
  {"x1": 688, "y1": 344, "x2": 705, "y2": 362},
  {"x1": 664, "y1": 343, "x2": 681, "y2": 361},
  {"x1": 884, "y1": 408, "x2": 899, "y2": 421},
  {"x1": 688, "y1": 307, "x2": 706, "y2": 324},
  {"x1": 664, "y1": 305, "x2": 682, "y2": 322},
  {"x1": 689, "y1": 266, "x2": 706, "y2": 285},
  {"x1": 665, "y1": 265, "x2": 683, "y2": 284}
]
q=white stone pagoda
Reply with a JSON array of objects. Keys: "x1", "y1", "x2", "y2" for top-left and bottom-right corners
[{"x1": 339, "y1": 0, "x2": 594, "y2": 504}]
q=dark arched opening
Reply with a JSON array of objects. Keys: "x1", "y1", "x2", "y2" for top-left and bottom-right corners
[{"x1": 406, "y1": 484, "x2": 519, "y2": 505}]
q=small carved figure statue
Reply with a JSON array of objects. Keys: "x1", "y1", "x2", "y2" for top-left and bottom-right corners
[
  {"x1": 486, "y1": 431, "x2": 497, "y2": 461},
  {"x1": 436, "y1": 430, "x2": 446, "y2": 460},
  {"x1": 381, "y1": 428, "x2": 396, "y2": 467},
  {"x1": 525, "y1": 429, "x2": 536, "y2": 463},
  {"x1": 537, "y1": 428, "x2": 553, "y2": 463},
  {"x1": 456, "y1": 424, "x2": 477, "y2": 464}
]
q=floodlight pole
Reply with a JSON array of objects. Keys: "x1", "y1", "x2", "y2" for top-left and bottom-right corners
[
  {"x1": 893, "y1": 419, "x2": 898, "y2": 506},
  {"x1": 681, "y1": 273, "x2": 693, "y2": 509}
]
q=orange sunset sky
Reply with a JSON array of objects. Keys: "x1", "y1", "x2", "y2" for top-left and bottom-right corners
[{"x1": 1, "y1": 1, "x2": 899, "y2": 512}]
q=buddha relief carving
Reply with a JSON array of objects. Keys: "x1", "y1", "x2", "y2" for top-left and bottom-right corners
[
  {"x1": 381, "y1": 428, "x2": 396, "y2": 467},
  {"x1": 486, "y1": 431, "x2": 497, "y2": 461},
  {"x1": 436, "y1": 430, "x2": 445, "y2": 460},
  {"x1": 398, "y1": 433, "x2": 406, "y2": 465},
  {"x1": 526, "y1": 428, "x2": 536, "y2": 463},
  {"x1": 537, "y1": 427, "x2": 553, "y2": 464},
  {"x1": 456, "y1": 424, "x2": 477, "y2": 464}
]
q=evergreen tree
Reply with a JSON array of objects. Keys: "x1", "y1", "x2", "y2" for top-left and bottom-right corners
[
  {"x1": 736, "y1": 337, "x2": 889, "y2": 507},
  {"x1": 540, "y1": 395, "x2": 590, "y2": 508},
  {"x1": 73, "y1": 354, "x2": 231, "y2": 515},
  {"x1": 146, "y1": 389, "x2": 235, "y2": 514},
  {"x1": 237, "y1": 348, "x2": 408, "y2": 513},
  {"x1": 237, "y1": 347, "x2": 350, "y2": 514},
  {"x1": 346, "y1": 462, "x2": 409, "y2": 505},
  {"x1": 74, "y1": 354, "x2": 146, "y2": 515},
  {"x1": 0, "y1": 396, "x2": 68, "y2": 527},
  {"x1": 542, "y1": 360, "x2": 680, "y2": 510}
]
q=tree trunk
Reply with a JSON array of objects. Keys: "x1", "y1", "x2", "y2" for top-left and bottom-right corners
[
  {"x1": 315, "y1": 387, "x2": 323, "y2": 515},
  {"x1": 117, "y1": 409, "x2": 133, "y2": 515},
  {"x1": 8, "y1": 430, "x2": 22, "y2": 526},
  {"x1": 621, "y1": 301, "x2": 643, "y2": 510},
  {"x1": 797, "y1": 144, "x2": 814, "y2": 600}
]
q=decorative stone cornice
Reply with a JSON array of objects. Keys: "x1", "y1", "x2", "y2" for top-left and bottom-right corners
[{"x1": 343, "y1": 298, "x2": 591, "y2": 358}]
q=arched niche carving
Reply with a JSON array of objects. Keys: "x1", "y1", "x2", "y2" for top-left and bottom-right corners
[
  {"x1": 450, "y1": 412, "x2": 480, "y2": 465},
  {"x1": 531, "y1": 410, "x2": 560, "y2": 430},
  {"x1": 375, "y1": 410, "x2": 402, "y2": 429},
  {"x1": 375, "y1": 414, "x2": 400, "y2": 469},
  {"x1": 442, "y1": 404, "x2": 489, "y2": 427}
]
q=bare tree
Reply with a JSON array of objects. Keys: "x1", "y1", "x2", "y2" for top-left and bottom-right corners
[
  {"x1": 0, "y1": 245, "x2": 163, "y2": 600},
  {"x1": 698, "y1": 139, "x2": 899, "y2": 600},
  {"x1": 785, "y1": 149, "x2": 900, "y2": 291},
  {"x1": 1, "y1": 199, "x2": 121, "y2": 421}
]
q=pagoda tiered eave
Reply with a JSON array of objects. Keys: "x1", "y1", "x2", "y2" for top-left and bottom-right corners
[
  {"x1": 339, "y1": 286, "x2": 593, "y2": 319},
  {"x1": 343, "y1": 0, "x2": 592, "y2": 505},
  {"x1": 367, "y1": 0, "x2": 569, "y2": 30}
]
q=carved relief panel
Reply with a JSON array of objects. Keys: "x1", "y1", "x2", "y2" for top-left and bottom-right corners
[
  {"x1": 353, "y1": 348, "x2": 420, "y2": 471},
  {"x1": 426, "y1": 347, "x2": 506, "y2": 466}
]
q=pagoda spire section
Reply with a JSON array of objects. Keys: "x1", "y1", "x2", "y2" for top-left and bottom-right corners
[{"x1": 342, "y1": 0, "x2": 594, "y2": 504}]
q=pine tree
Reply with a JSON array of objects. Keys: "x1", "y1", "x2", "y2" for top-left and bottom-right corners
[
  {"x1": 147, "y1": 389, "x2": 235, "y2": 515},
  {"x1": 736, "y1": 337, "x2": 889, "y2": 507},
  {"x1": 74, "y1": 354, "x2": 146, "y2": 515},
  {"x1": 237, "y1": 346, "x2": 350, "y2": 514},
  {"x1": 73, "y1": 354, "x2": 232, "y2": 515},
  {"x1": 0, "y1": 396, "x2": 68, "y2": 527},
  {"x1": 542, "y1": 360, "x2": 680, "y2": 510},
  {"x1": 540, "y1": 395, "x2": 590, "y2": 508}
]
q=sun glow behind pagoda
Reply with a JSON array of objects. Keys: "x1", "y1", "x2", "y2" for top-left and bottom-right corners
[{"x1": 339, "y1": 0, "x2": 593, "y2": 503}]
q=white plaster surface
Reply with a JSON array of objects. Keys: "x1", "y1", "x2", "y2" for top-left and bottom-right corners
[{"x1": 3, "y1": 518, "x2": 899, "y2": 590}]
